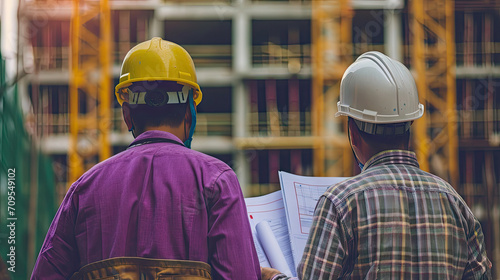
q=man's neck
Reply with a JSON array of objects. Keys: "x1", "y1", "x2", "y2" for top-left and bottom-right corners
[
  {"x1": 136, "y1": 125, "x2": 186, "y2": 141},
  {"x1": 361, "y1": 146, "x2": 409, "y2": 164}
]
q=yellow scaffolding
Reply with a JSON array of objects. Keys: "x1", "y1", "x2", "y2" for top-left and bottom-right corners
[
  {"x1": 411, "y1": 0, "x2": 458, "y2": 186},
  {"x1": 311, "y1": 0, "x2": 353, "y2": 177},
  {"x1": 69, "y1": 0, "x2": 111, "y2": 185}
]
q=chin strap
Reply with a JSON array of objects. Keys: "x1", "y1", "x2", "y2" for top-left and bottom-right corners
[
  {"x1": 356, "y1": 158, "x2": 365, "y2": 172},
  {"x1": 348, "y1": 119, "x2": 365, "y2": 172},
  {"x1": 129, "y1": 124, "x2": 136, "y2": 138},
  {"x1": 183, "y1": 90, "x2": 197, "y2": 149}
]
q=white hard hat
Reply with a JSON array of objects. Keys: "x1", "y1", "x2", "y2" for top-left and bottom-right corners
[{"x1": 336, "y1": 51, "x2": 424, "y2": 134}]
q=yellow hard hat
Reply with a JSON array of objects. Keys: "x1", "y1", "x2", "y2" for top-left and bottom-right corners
[{"x1": 115, "y1": 37, "x2": 202, "y2": 106}]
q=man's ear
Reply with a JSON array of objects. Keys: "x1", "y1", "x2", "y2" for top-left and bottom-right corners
[
  {"x1": 122, "y1": 102, "x2": 134, "y2": 131},
  {"x1": 184, "y1": 103, "x2": 195, "y2": 123},
  {"x1": 348, "y1": 118, "x2": 361, "y2": 149}
]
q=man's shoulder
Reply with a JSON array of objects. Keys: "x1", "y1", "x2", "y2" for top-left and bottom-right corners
[
  {"x1": 172, "y1": 146, "x2": 233, "y2": 173},
  {"x1": 134, "y1": 143, "x2": 236, "y2": 180},
  {"x1": 322, "y1": 174, "x2": 368, "y2": 206},
  {"x1": 118, "y1": 143, "x2": 232, "y2": 172},
  {"x1": 322, "y1": 164, "x2": 464, "y2": 209},
  {"x1": 70, "y1": 146, "x2": 236, "y2": 195}
]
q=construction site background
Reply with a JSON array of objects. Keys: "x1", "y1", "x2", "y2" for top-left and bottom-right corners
[{"x1": 0, "y1": 0, "x2": 499, "y2": 279}]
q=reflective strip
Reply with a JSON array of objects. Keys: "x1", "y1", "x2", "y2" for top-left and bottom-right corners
[{"x1": 127, "y1": 88, "x2": 189, "y2": 105}]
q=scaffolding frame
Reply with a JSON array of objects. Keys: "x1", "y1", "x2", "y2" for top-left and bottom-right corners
[
  {"x1": 411, "y1": 0, "x2": 459, "y2": 186},
  {"x1": 69, "y1": 0, "x2": 111, "y2": 185},
  {"x1": 311, "y1": 0, "x2": 353, "y2": 177}
]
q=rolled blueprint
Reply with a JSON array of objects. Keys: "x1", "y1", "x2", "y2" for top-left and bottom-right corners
[{"x1": 256, "y1": 220, "x2": 293, "y2": 276}]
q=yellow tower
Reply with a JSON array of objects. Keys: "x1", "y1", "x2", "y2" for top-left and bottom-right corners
[
  {"x1": 311, "y1": 0, "x2": 353, "y2": 177},
  {"x1": 411, "y1": 0, "x2": 458, "y2": 186},
  {"x1": 69, "y1": 0, "x2": 112, "y2": 185}
]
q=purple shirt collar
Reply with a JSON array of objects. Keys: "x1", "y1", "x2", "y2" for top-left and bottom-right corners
[{"x1": 130, "y1": 130, "x2": 185, "y2": 146}]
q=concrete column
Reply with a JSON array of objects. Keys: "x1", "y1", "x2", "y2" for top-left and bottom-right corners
[
  {"x1": 233, "y1": 0, "x2": 250, "y2": 72},
  {"x1": 150, "y1": 10, "x2": 164, "y2": 38},
  {"x1": 384, "y1": 9, "x2": 402, "y2": 62},
  {"x1": 233, "y1": 81, "x2": 251, "y2": 195},
  {"x1": 232, "y1": 0, "x2": 251, "y2": 195},
  {"x1": 1, "y1": 0, "x2": 19, "y2": 82}
]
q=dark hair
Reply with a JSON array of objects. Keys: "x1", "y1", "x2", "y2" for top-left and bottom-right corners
[
  {"x1": 127, "y1": 81, "x2": 189, "y2": 131},
  {"x1": 349, "y1": 117, "x2": 410, "y2": 150},
  {"x1": 129, "y1": 103, "x2": 188, "y2": 130}
]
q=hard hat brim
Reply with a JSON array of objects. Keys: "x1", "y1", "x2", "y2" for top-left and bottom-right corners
[
  {"x1": 335, "y1": 101, "x2": 425, "y2": 124},
  {"x1": 115, "y1": 78, "x2": 202, "y2": 106}
]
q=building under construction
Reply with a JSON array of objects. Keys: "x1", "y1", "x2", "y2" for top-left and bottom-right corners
[{"x1": 0, "y1": 0, "x2": 499, "y2": 277}]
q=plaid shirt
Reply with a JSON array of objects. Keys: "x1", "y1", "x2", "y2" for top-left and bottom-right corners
[{"x1": 290, "y1": 150, "x2": 491, "y2": 280}]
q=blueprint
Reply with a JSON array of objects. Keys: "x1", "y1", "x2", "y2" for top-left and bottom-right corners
[
  {"x1": 279, "y1": 171, "x2": 348, "y2": 266},
  {"x1": 244, "y1": 173, "x2": 349, "y2": 275},
  {"x1": 245, "y1": 191, "x2": 295, "y2": 276}
]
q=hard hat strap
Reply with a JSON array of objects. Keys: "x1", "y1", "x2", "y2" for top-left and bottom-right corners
[
  {"x1": 183, "y1": 90, "x2": 197, "y2": 149},
  {"x1": 353, "y1": 119, "x2": 411, "y2": 135},
  {"x1": 347, "y1": 118, "x2": 365, "y2": 172}
]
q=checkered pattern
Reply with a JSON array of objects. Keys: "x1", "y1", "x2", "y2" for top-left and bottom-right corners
[{"x1": 296, "y1": 150, "x2": 492, "y2": 279}]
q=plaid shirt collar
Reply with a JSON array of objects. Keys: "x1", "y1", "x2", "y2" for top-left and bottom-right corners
[{"x1": 362, "y1": 149, "x2": 420, "y2": 172}]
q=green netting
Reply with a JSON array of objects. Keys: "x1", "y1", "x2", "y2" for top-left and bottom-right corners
[{"x1": 0, "y1": 46, "x2": 57, "y2": 279}]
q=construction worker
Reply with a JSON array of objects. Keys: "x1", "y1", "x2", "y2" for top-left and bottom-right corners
[
  {"x1": 31, "y1": 38, "x2": 261, "y2": 279},
  {"x1": 263, "y1": 51, "x2": 492, "y2": 279}
]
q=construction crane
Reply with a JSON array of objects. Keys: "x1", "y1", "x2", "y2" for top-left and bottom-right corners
[
  {"x1": 411, "y1": 0, "x2": 458, "y2": 186},
  {"x1": 311, "y1": 0, "x2": 353, "y2": 177},
  {"x1": 69, "y1": 0, "x2": 111, "y2": 185}
]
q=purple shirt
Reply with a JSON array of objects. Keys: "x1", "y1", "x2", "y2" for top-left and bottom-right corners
[{"x1": 32, "y1": 130, "x2": 261, "y2": 280}]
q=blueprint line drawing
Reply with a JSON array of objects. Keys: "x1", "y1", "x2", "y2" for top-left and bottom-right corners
[
  {"x1": 279, "y1": 171, "x2": 348, "y2": 266},
  {"x1": 293, "y1": 182, "x2": 332, "y2": 234}
]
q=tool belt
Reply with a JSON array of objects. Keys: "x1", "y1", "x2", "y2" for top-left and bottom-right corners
[{"x1": 70, "y1": 257, "x2": 212, "y2": 280}]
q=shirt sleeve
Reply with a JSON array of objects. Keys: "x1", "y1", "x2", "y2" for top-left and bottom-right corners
[
  {"x1": 297, "y1": 196, "x2": 348, "y2": 280},
  {"x1": 206, "y1": 169, "x2": 261, "y2": 280},
  {"x1": 31, "y1": 183, "x2": 79, "y2": 279},
  {"x1": 462, "y1": 216, "x2": 492, "y2": 279}
]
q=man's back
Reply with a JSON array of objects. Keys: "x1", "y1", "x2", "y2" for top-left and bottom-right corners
[
  {"x1": 32, "y1": 130, "x2": 260, "y2": 279},
  {"x1": 299, "y1": 150, "x2": 491, "y2": 279}
]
